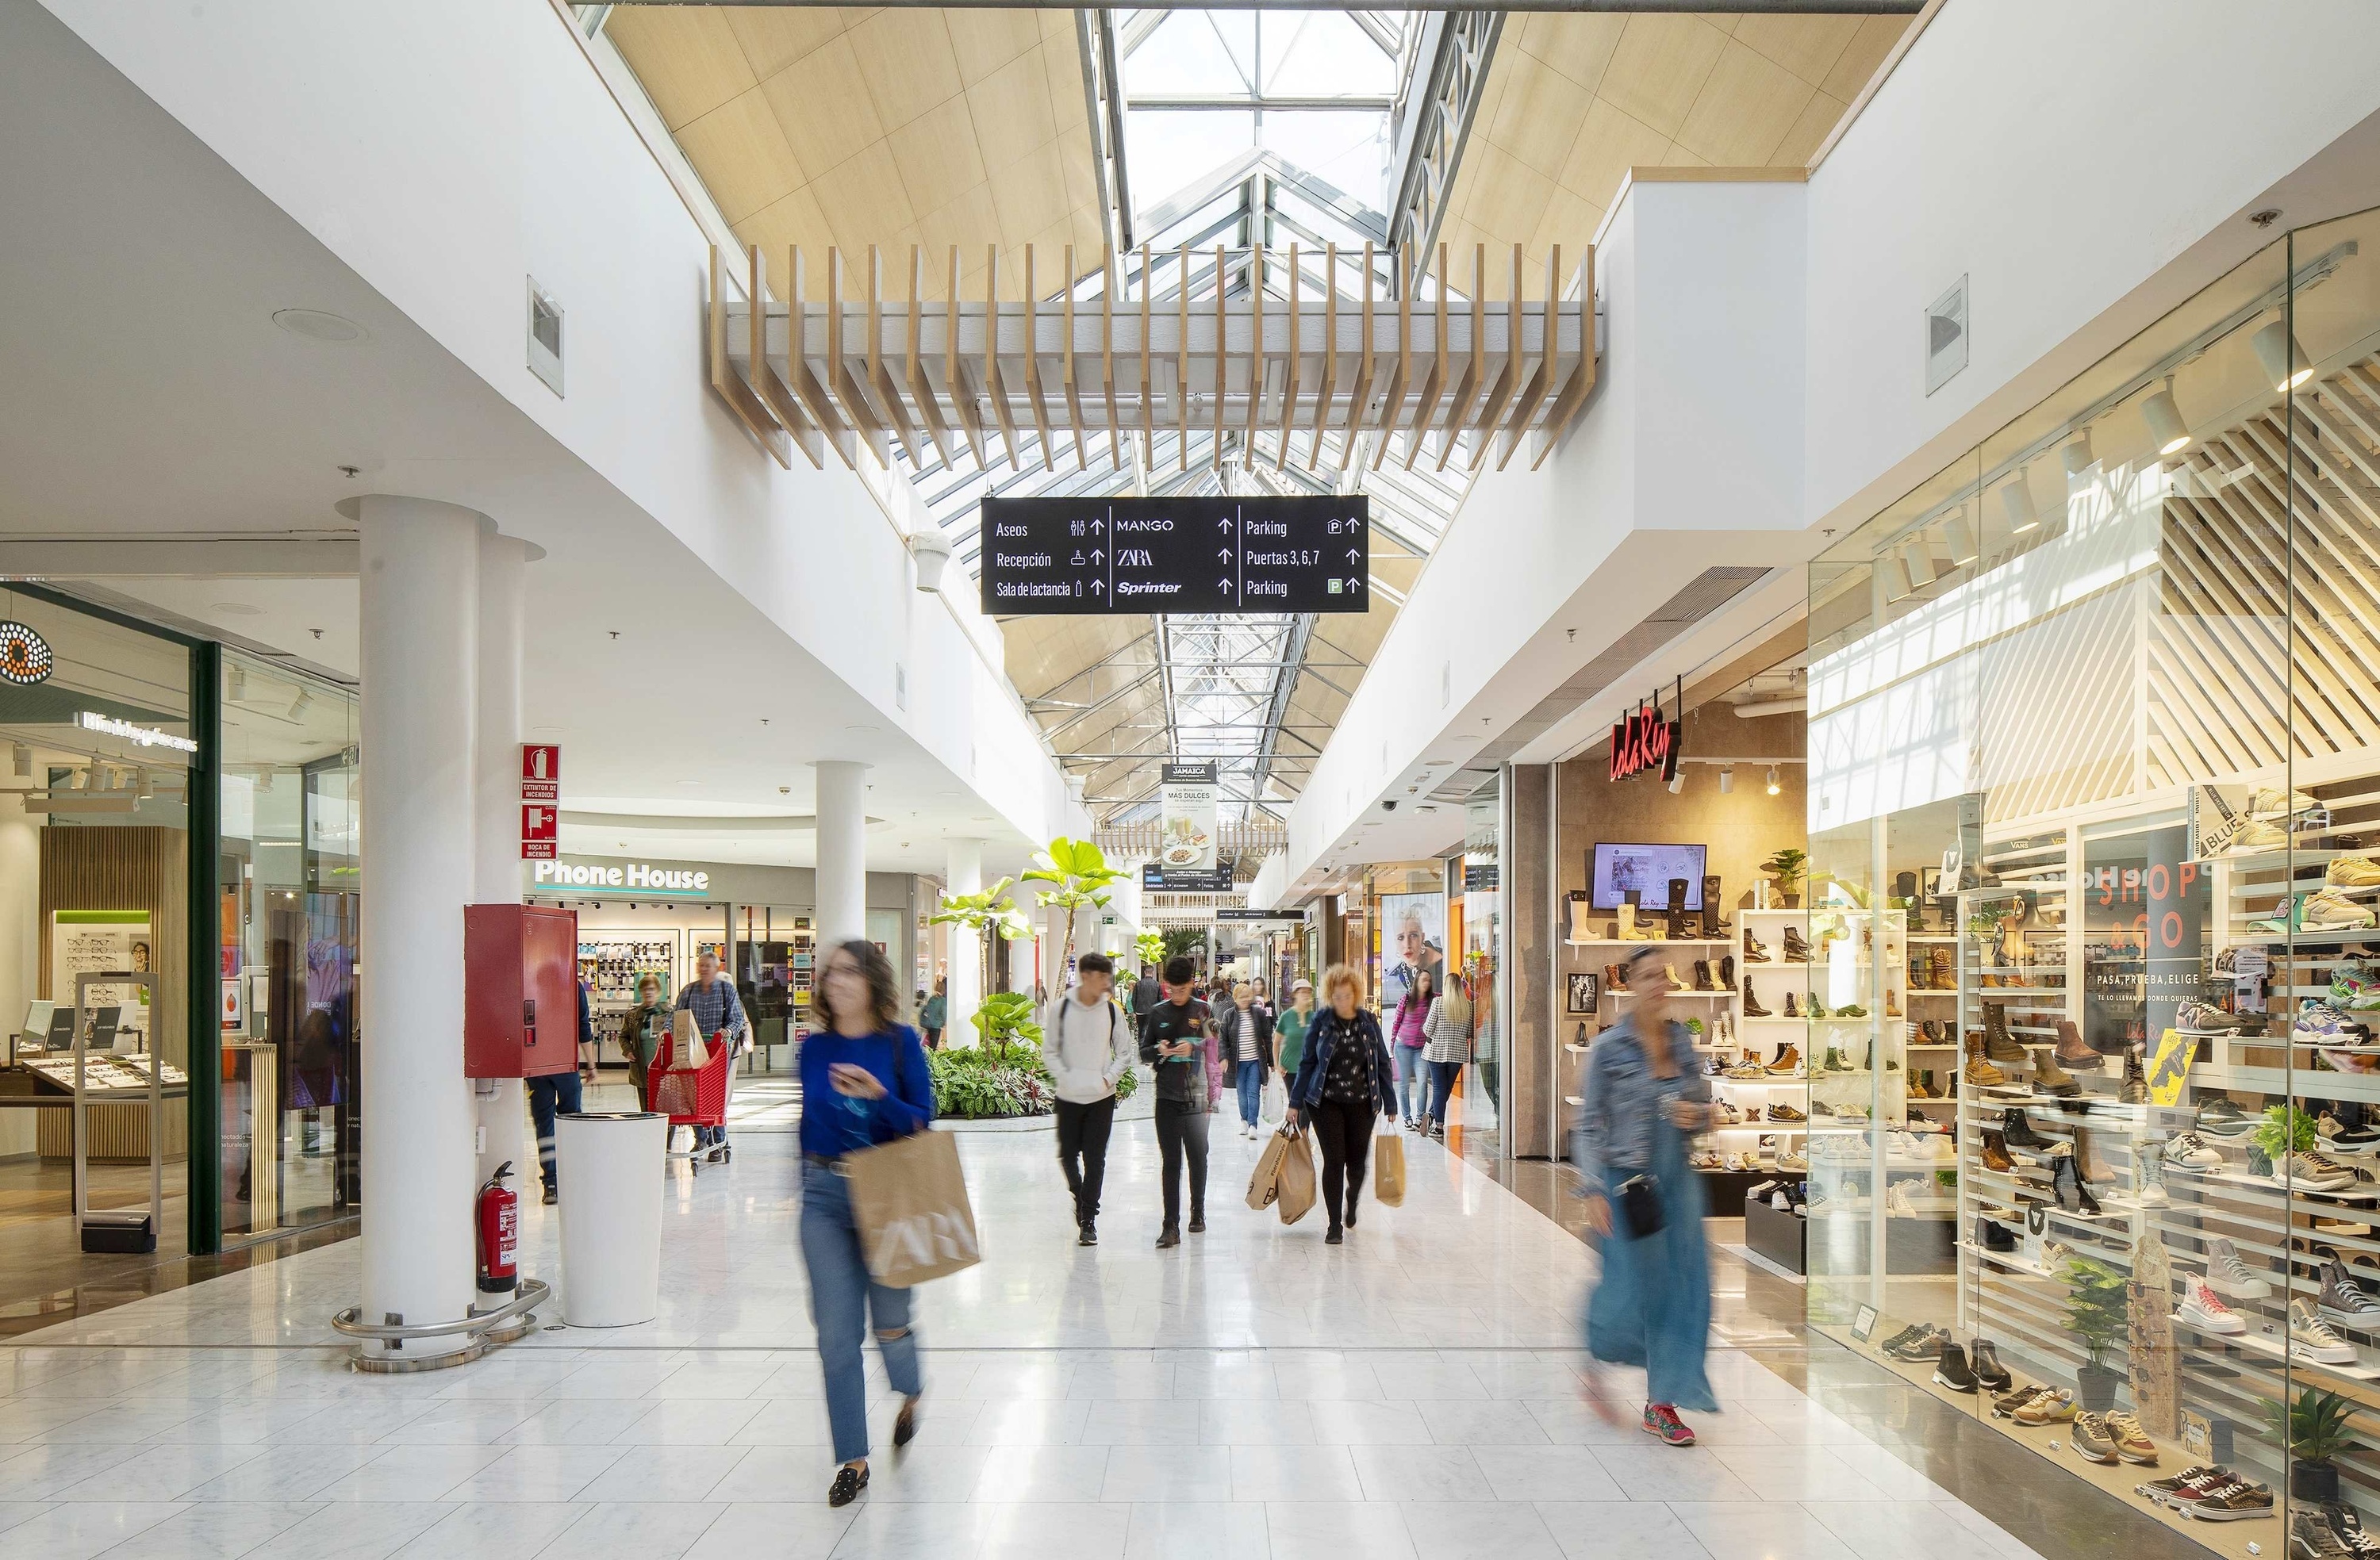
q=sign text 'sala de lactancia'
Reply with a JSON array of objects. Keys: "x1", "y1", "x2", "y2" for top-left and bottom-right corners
[{"x1": 1608, "y1": 705, "x2": 1681, "y2": 784}]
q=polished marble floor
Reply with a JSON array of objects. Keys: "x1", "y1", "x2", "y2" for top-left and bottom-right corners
[{"x1": 0, "y1": 1116, "x2": 2178, "y2": 1560}]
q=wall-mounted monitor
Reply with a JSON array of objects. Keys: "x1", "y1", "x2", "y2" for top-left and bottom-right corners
[{"x1": 1589, "y1": 843, "x2": 1707, "y2": 910}]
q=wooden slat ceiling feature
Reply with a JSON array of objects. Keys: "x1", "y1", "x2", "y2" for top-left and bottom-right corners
[
  {"x1": 712, "y1": 240, "x2": 1592, "y2": 473},
  {"x1": 1435, "y1": 10, "x2": 1910, "y2": 279},
  {"x1": 605, "y1": 7, "x2": 1107, "y2": 302}
]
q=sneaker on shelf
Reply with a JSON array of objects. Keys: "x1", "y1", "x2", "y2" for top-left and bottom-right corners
[
  {"x1": 1875, "y1": 1322, "x2": 1930, "y2": 1355},
  {"x1": 1775, "y1": 1148, "x2": 1809, "y2": 1172},
  {"x1": 2178, "y1": 1001, "x2": 2263, "y2": 1036},
  {"x1": 2276, "y1": 1150, "x2": 2364, "y2": 1192},
  {"x1": 2332, "y1": 967, "x2": 2380, "y2": 1010},
  {"x1": 2177, "y1": 1277, "x2": 2249, "y2": 1334},
  {"x1": 2164, "y1": 1131, "x2": 2223, "y2": 1168},
  {"x1": 2012, "y1": 1388, "x2": 2076, "y2": 1426},
  {"x1": 1766, "y1": 1044, "x2": 1803, "y2": 1076},
  {"x1": 1883, "y1": 1324, "x2": 1944, "y2": 1363},
  {"x1": 2071, "y1": 1412, "x2": 2120, "y2": 1464},
  {"x1": 1887, "y1": 1182, "x2": 1920, "y2": 1218},
  {"x1": 2221, "y1": 820, "x2": 2291, "y2": 856},
  {"x1": 1725, "y1": 1056, "x2": 1768, "y2": 1079},
  {"x1": 2186, "y1": 1478, "x2": 2278, "y2": 1522},
  {"x1": 2296, "y1": 1003, "x2": 2369, "y2": 1052},
  {"x1": 1931, "y1": 1341, "x2": 1977, "y2": 1393},
  {"x1": 2333, "y1": 856, "x2": 2380, "y2": 891},
  {"x1": 2319, "y1": 1260, "x2": 2380, "y2": 1329},
  {"x1": 2327, "y1": 1507, "x2": 2380, "y2": 1559},
  {"x1": 2290, "y1": 1297, "x2": 2361, "y2": 1365},
  {"x1": 2104, "y1": 1410, "x2": 2160, "y2": 1466},
  {"x1": 2196, "y1": 1098, "x2": 2254, "y2": 1138},
  {"x1": 1767, "y1": 1102, "x2": 1806, "y2": 1123},
  {"x1": 1969, "y1": 1339, "x2": 2013, "y2": 1393},
  {"x1": 2247, "y1": 784, "x2": 2320, "y2": 820},
  {"x1": 2041, "y1": 1240, "x2": 2074, "y2": 1274},
  {"x1": 2255, "y1": 891, "x2": 2378, "y2": 935},
  {"x1": 2205, "y1": 1236, "x2": 2272, "y2": 1298},
  {"x1": 2140, "y1": 1465, "x2": 2234, "y2": 1506},
  {"x1": 2297, "y1": 1511, "x2": 2355, "y2": 1560}
]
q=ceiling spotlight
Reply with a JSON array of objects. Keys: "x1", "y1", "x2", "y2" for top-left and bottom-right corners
[
  {"x1": 1897, "y1": 538, "x2": 1929, "y2": 593},
  {"x1": 288, "y1": 687, "x2": 314, "y2": 721},
  {"x1": 2143, "y1": 378, "x2": 2191, "y2": 456},
  {"x1": 1765, "y1": 765, "x2": 1781, "y2": 797},
  {"x1": 228, "y1": 663, "x2": 247, "y2": 702},
  {"x1": 2000, "y1": 472, "x2": 2040, "y2": 534},
  {"x1": 1943, "y1": 508, "x2": 1978, "y2": 565},
  {"x1": 10, "y1": 742, "x2": 27, "y2": 779},
  {"x1": 2062, "y1": 430, "x2": 2095, "y2": 476},
  {"x1": 1667, "y1": 771, "x2": 1684, "y2": 795},
  {"x1": 134, "y1": 767, "x2": 152, "y2": 801},
  {"x1": 2252, "y1": 318, "x2": 2314, "y2": 392},
  {"x1": 1718, "y1": 766, "x2": 1734, "y2": 795}
]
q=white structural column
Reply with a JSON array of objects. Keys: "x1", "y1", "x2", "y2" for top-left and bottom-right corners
[
  {"x1": 945, "y1": 837, "x2": 982, "y2": 1048},
  {"x1": 351, "y1": 495, "x2": 484, "y2": 1359},
  {"x1": 473, "y1": 530, "x2": 532, "y2": 1191},
  {"x1": 0, "y1": 810, "x2": 36, "y2": 1159},
  {"x1": 812, "y1": 761, "x2": 869, "y2": 948}
]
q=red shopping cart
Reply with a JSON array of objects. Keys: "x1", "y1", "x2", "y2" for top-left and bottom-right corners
[{"x1": 648, "y1": 1029, "x2": 731, "y2": 1169}]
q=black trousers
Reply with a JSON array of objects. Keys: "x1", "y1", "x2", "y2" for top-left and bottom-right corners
[
  {"x1": 1310, "y1": 1098, "x2": 1376, "y2": 1226},
  {"x1": 1055, "y1": 1094, "x2": 1117, "y2": 1221},
  {"x1": 1153, "y1": 1098, "x2": 1210, "y2": 1226}
]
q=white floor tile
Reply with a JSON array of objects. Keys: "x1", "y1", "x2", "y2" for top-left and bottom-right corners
[
  {"x1": 679, "y1": 1502, "x2": 855, "y2": 1559},
  {"x1": 1670, "y1": 1501, "x2": 1862, "y2": 1560},
  {"x1": 85, "y1": 1500, "x2": 320, "y2": 1560},
  {"x1": 385, "y1": 1501, "x2": 584, "y2": 1560},
  {"x1": 1227, "y1": 1443, "x2": 1364, "y2": 1503},
  {"x1": 0, "y1": 1500, "x2": 185, "y2": 1560},
  {"x1": 536, "y1": 1500, "x2": 727, "y2": 1558},
  {"x1": 1399, "y1": 1499, "x2": 1566, "y2": 1560},
  {"x1": 1349, "y1": 1444, "x2": 1492, "y2": 1502},
  {"x1": 1121, "y1": 1501, "x2": 1266, "y2": 1560},
  {"x1": 1096, "y1": 1445, "x2": 1234, "y2": 1504},
  {"x1": 1264, "y1": 1499, "x2": 1415, "y2": 1560},
  {"x1": 1534, "y1": 1501, "x2": 1714, "y2": 1560}
]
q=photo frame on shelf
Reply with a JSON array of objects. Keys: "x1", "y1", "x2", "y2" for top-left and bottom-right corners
[{"x1": 1565, "y1": 972, "x2": 1599, "y2": 1014}]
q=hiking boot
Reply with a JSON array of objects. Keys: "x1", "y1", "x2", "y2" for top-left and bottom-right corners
[
  {"x1": 1983, "y1": 1004, "x2": 2026, "y2": 1062},
  {"x1": 1819, "y1": 1047, "x2": 1853, "y2": 1074},
  {"x1": 1718, "y1": 955, "x2": 1737, "y2": 990},
  {"x1": 1783, "y1": 992, "x2": 1800, "y2": 1018},
  {"x1": 1765, "y1": 1044, "x2": 1802, "y2": 1076},
  {"x1": 1884, "y1": 989, "x2": 1902, "y2": 1018},
  {"x1": 2033, "y1": 1048, "x2": 2081, "y2": 1097},
  {"x1": 1981, "y1": 1129, "x2": 2014, "y2": 1172},
  {"x1": 2055, "y1": 1018, "x2": 2097, "y2": 1066},
  {"x1": 1742, "y1": 979, "x2": 1772, "y2": 1017},
  {"x1": 1964, "y1": 1035, "x2": 2006, "y2": 1089},
  {"x1": 2121, "y1": 1050, "x2": 2148, "y2": 1104},
  {"x1": 1743, "y1": 929, "x2": 1772, "y2": 962},
  {"x1": 1693, "y1": 960, "x2": 1715, "y2": 991},
  {"x1": 1783, "y1": 926, "x2": 1811, "y2": 961}
]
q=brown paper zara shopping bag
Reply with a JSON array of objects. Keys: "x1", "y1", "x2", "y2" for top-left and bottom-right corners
[
  {"x1": 843, "y1": 1129, "x2": 983, "y2": 1288},
  {"x1": 1372, "y1": 1132, "x2": 1407, "y2": 1207},
  {"x1": 1274, "y1": 1127, "x2": 1317, "y2": 1225},
  {"x1": 1247, "y1": 1129, "x2": 1292, "y2": 1210}
]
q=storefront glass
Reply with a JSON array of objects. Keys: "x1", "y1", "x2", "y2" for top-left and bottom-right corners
[
  {"x1": 217, "y1": 650, "x2": 360, "y2": 1240},
  {"x1": 1804, "y1": 209, "x2": 2380, "y2": 1543},
  {"x1": 1462, "y1": 778, "x2": 1503, "y2": 1151},
  {"x1": 0, "y1": 588, "x2": 197, "y2": 1274}
]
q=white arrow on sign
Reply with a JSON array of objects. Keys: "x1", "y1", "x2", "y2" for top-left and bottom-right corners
[
  {"x1": 1218, "y1": 577, "x2": 1235, "y2": 593},
  {"x1": 1218, "y1": 547, "x2": 1233, "y2": 562},
  {"x1": 1091, "y1": 547, "x2": 1104, "y2": 562},
  {"x1": 1217, "y1": 518, "x2": 1232, "y2": 531},
  {"x1": 1091, "y1": 578, "x2": 1105, "y2": 593},
  {"x1": 1345, "y1": 547, "x2": 1360, "y2": 563},
  {"x1": 1091, "y1": 518, "x2": 1104, "y2": 533}
]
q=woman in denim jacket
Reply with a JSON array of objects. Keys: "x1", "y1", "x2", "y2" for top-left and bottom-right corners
[{"x1": 1572, "y1": 945, "x2": 1717, "y2": 1445}]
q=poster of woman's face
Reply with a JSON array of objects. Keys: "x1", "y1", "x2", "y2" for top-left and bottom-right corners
[{"x1": 1379, "y1": 892, "x2": 1445, "y2": 1009}]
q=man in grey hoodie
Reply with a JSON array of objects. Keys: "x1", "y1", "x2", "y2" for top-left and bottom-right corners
[{"x1": 1040, "y1": 952, "x2": 1134, "y2": 1246}]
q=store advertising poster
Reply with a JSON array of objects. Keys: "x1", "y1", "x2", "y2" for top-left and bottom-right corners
[
  {"x1": 1379, "y1": 892, "x2": 1446, "y2": 1010},
  {"x1": 1158, "y1": 761, "x2": 1219, "y2": 872}
]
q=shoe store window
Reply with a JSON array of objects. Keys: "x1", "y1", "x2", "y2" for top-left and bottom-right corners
[{"x1": 1806, "y1": 206, "x2": 2380, "y2": 1551}]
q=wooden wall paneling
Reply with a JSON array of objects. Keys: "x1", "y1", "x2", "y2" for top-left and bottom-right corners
[{"x1": 37, "y1": 826, "x2": 190, "y2": 1163}]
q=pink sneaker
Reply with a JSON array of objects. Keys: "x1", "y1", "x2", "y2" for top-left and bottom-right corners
[{"x1": 1642, "y1": 1402, "x2": 1697, "y2": 1446}]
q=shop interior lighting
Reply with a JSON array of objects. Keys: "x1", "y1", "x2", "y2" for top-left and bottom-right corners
[
  {"x1": 228, "y1": 663, "x2": 246, "y2": 701},
  {"x1": 10, "y1": 742, "x2": 26, "y2": 778},
  {"x1": 134, "y1": 767, "x2": 152, "y2": 800},
  {"x1": 1718, "y1": 767, "x2": 1734, "y2": 794},
  {"x1": 2000, "y1": 472, "x2": 2040, "y2": 533},
  {"x1": 2062, "y1": 430, "x2": 2095, "y2": 475},
  {"x1": 2142, "y1": 378, "x2": 2192, "y2": 455},
  {"x1": 288, "y1": 686, "x2": 314, "y2": 721},
  {"x1": 1765, "y1": 765, "x2": 1781, "y2": 796},
  {"x1": 1667, "y1": 770, "x2": 1684, "y2": 795},
  {"x1": 1895, "y1": 539, "x2": 1925, "y2": 595},
  {"x1": 1943, "y1": 508, "x2": 1978, "y2": 565},
  {"x1": 2252, "y1": 318, "x2": 2315, "y2": 392}
]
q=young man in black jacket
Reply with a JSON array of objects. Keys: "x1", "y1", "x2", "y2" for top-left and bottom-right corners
[{"x1": 1138, "y1": 955, "x2": 1210, "y2": 1248}]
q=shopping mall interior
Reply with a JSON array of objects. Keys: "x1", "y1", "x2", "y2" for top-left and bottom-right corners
[{"x1": 5, "y1": 0, "x2": 2380, "y2": 1554}]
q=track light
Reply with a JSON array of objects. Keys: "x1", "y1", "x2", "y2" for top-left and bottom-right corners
[
  {"x1": 1719, "y1": 767, "x2": 1734, "y2": 795},
  {"x1": 1765, "y1": 765, "x2": 1781, "y2": 797},
  {"x1": 1668, "y1": 770, "x2": 1684, "y2": 795},
  {"x1": 1943, "y1": 508, "x2": 1977, "y2": 565},
  {"x1": 288, "y1": 687, "x2": 313, "y2": 721},
  {"x1": 2062, "y1": 430, "x2": 2095, "y2": 476},
  {"x1": 10, "y1": 742, "x2": 26, "y2": 778},
  {"x1": 2143, "y1": 378, "x2": 2191, "y2": 456},
  {"x1": 2000, "y1": 472, "x2": 2040, "y2": 534},
  {"x1": 2252, "y1": 319, "x2": 2313, "y2": 392},
  {"x1": 228, "y1": 664, "x2": 246, "y2": 702}
]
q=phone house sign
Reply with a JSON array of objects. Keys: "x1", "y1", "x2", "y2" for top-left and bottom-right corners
[{"x1": 531, "y1": 859, "x2": 711, "y2": 895}]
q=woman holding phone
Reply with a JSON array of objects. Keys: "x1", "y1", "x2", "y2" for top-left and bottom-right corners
[
  {"x1": 1571, "y1": 946, "x2": 1716, "y2": 1447},
  {"x1": 799, "y1": 939, "x2": 937, "y2": 1506}
]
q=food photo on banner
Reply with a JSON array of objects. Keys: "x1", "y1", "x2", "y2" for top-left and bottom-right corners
[
  {"x1": 1158, "y1": 762, "x2": 1219, "y2": 872},
  {"x1": 1379, "y1": 892, "x2": 1446, "y2": 1010}
]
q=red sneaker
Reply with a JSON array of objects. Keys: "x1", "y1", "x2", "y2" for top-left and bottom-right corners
[{"x1": 1643, "y1": 1402, "x2": 1697, "y2": 1447}]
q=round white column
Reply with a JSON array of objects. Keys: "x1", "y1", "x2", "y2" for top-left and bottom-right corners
[
  {"x1": 812, "y1": 761, "x2": 869, "y2": 948},
  {"x1": 0, "y1": 810, "x2": 39, "y2": 1160},
  {"x1": 944, "y1": 837, "x2": 982, "y2": 1048},
  {"x1": 473, "y1": 531, "x2": 532, "y2": 1192},
  {"x1": 351, "y1": 494, "x2": 483, "y2": 1359}
]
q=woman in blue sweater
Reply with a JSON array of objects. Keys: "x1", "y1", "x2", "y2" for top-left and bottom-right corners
[{"x1": 800, "y1": 937, "x2": 937, "y2": 1506}]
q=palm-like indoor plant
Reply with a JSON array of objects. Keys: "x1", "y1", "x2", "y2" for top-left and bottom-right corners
[
  {"x1": 2251, "y1": 1102, "x2": 2318, "y2": 1178},
  {"x1": 1020, "y1": 836, "x2": 1132, "y2": 977},
  {"x1": 1134, "y1": 928, "x2": 1165, "y2": 973},
  {"x1": 2060, "y1": 1254, "x2": 2129, "y2": 1411},
  {"x1": 2267, "y1": 1387, "x2": 2360, "y2": 1502},
  {"x1": 1762, "y1": 848, "x2": 1809, "y2": 909},
  {"x1": 926, "y1": 878, "x2": 1035, "y2": 1046}
]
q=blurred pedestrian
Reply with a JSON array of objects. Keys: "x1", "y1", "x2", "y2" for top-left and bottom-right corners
[{"x1": 1284, "y1": 964, "x2": 1395, "y2": 1245}]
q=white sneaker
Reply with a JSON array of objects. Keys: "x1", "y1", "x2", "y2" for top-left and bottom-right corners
[
  {"x1": 2137, "y1": 1179, "x2": 2171, "y2": 1208},
  {"x1": 2290, "y1": 1298, "x2": 2359, "y2": 1364},
  {"x1": 2176, "y1": 1277, "x2": 2247, "y2": 1334},
  {"x1": 2276, "y1": 1151, "x2": 2363, "y2": 1192},
  {"x1": 2205, "y1": 1237, "x2": 2271, "y2": 1299},
  {"x1": 2164, "y1": 1133, "x2": 2223, "y2": 1169},
  {"x1": 1887, "y1": 1182, "x2": 1919, "y2": 1217}
]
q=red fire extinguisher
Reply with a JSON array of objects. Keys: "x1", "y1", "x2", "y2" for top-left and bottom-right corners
[{"x1": 477, "y1": 1161, "x2": 519, "y2": 1295}]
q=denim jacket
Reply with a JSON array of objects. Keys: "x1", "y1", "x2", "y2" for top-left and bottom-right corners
[
  {"x1": 1569, "y1": 1015, "x2": 1708, "y2": 1194},
  {"x1": 1287, "y1": 1007, "x2": 1398, "y2": 1115}
]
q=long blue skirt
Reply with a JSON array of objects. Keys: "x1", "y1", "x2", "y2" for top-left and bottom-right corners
[{"x1": 1585, "y1": 1115, "x2": 1716, "y2": 1412}]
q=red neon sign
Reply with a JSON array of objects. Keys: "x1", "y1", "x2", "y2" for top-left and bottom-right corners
[{"x1": 1609, "y1": 706, "x2": 1681, "y2": 784}]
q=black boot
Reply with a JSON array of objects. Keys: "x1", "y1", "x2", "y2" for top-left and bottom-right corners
[
  {"x1": 1970, "y1": 1339, "x2": 2013, "y2": 1392},
  {"x1": 1933, "y1": 1342, "x2": 1978, "y2": 1393},
  {"x1": 1157, "y1": 1224, "x2": 1180, "y2": 1248},
  {"x1": 2001, "y1": 1107, "x2": 2048, "y2": 1149},
  {"x1": 1693, "y1": 960, "x2": 1715, "y2": 991},
  {"x1": 1743, "y1": 929, "x2": 1772, "y2": 962},
  {"x1": 1783, "y1": 926, "x2": 1811, "y2": 961},
  {"x1": 1783, "y1": 992, "x2": 1799, "y2": 1018},
  {"x1": 1742, "y1": 979, "x2": 1772, "y2": 1017},
  {"x1": 1718, "y1": 955, "x2": 1736, "y2": 991}
]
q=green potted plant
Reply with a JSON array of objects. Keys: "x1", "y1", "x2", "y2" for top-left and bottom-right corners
[
  {"x1": 2060, "y1": 1254, "x2": 2129, "y2": 1411},
  {"x1": 1134, "y1": 928, "x2": 1166, "y2": 972},
  {"x1": 1020, "y1": 836, "x2": 1131, "y2": 975},
  {"x1": 927, "y1": 878, "x2": 1035, "y2": 1047},
  {"x1": 1762, "y1": 849, "x2": 1809, "y2": 909},
  {"x1": 2250, "y1": 1102, "x2": 2318, "y2": 1178},
  {"x1": 2267, "y1": 1388, "x2": 2359, "y2": 1503}
]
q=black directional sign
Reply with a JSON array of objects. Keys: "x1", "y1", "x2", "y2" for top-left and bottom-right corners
[{"x1": 979, "y1": 495, "x2": 1370, "y2": 615}]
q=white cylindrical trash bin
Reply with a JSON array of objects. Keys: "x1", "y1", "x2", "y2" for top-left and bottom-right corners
[{"x1": 556, "y1": 1110, "x2": 668, "y2": 1328}]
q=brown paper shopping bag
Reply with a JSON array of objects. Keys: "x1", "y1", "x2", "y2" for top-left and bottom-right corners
[
  {"x1": 1246, "y1": 1129, "x2": 1291, "y2": 1210},
  {"x1": 1275, "y1": 1128, "x2": 1317, "y2": 1225},
  {"x1": 669, "y1": 1010, "x2": 712, "y2": 1071},
  {"x1": 843, "y1": 1129, "x2": 983, "y2": 1287},
  {"x1": 1372, "y1": 1132, "x2": 1407, "y2": 1207}
]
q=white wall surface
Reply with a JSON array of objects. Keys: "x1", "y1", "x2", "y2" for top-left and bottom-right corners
[{"x1": 40, "y1": 0, "x2": 1083, "y2": 861}]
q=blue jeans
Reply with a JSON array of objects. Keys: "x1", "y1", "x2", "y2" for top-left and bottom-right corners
[
  {"x1": 1235, "y1": 1060, "x2": 1265, "y2": 1127},
  {"x1": 800, "y1": 1163, "x2": 923, "y2": 1463},
  {"x1": 526, "y1": 1071, "x2": 584, "y2": 1194},
  {"x1": 1423, "y1": 1060, "x2": 1461, "y2": 1124},
  {"x1": 1392, "y1": 1044, "x2": 1425, "y2": 1121}
]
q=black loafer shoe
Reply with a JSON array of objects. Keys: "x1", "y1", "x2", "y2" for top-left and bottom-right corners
[
  {"x1": 1325, "y1": 1225, "x2": 1344, "y2": 1244},
  {"x1": 893, "y1": 1397, "x2": 920, "y2": 1448},
  {"x1": 1157, "y1": 1225, "x2": 1180, "y2": 1249},
  {"x1": 1187, "y1": 1215, "x2": 1206, "y2": 1234},
  {"x1": 1345, "y1": 1206, "x2": 1358, "y2": 1229},
  {"x1": 828, "y1": 1462, "x2": 869, "y2": 1507}
]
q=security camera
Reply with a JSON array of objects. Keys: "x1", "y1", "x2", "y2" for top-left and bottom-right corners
[{"x1": 1381, "y1": 799, "x2": 1398, "y2": 812}]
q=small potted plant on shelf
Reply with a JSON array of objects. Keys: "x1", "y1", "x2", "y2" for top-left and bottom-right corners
[
  {"x1": 2060, "y1": 1254, "x2": 2129, "y2": 1411},
  {"x1": 2267, "y1": 1387, "x2": 2360, "y2": 1504},
  {"x1": 1762, "y1": 849, "x2": 1808, "y2": 909},
  {"x1": 2250, "y1": 1102, "x2": 2318, "y2": 1179}
]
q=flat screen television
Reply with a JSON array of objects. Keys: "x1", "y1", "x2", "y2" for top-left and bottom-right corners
[{"x1": 1589, "y1": 843, "x2": 1707, "y2": 910}]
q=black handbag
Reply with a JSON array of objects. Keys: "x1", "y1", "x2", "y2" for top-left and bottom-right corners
[{"x1": 1615, "y1": 1173, "x2": 1665, "y2": 1239}]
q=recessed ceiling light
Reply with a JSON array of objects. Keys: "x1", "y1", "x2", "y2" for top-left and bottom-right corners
[
  {"x1": 271, "y1": 309, "x2": 367, "y2": 343},
  {"x1": 209, "y1": 602, "x2": 263, "y2": 615}
]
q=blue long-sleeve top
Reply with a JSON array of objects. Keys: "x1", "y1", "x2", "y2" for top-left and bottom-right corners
[{"x1": 799, "y1": 1025, "x2": 936, "y2": 1159}]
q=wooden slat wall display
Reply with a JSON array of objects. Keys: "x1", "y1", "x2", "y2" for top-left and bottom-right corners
[{"x1": 709, "y1": 240, "x2": 1597, "y2": 478}]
